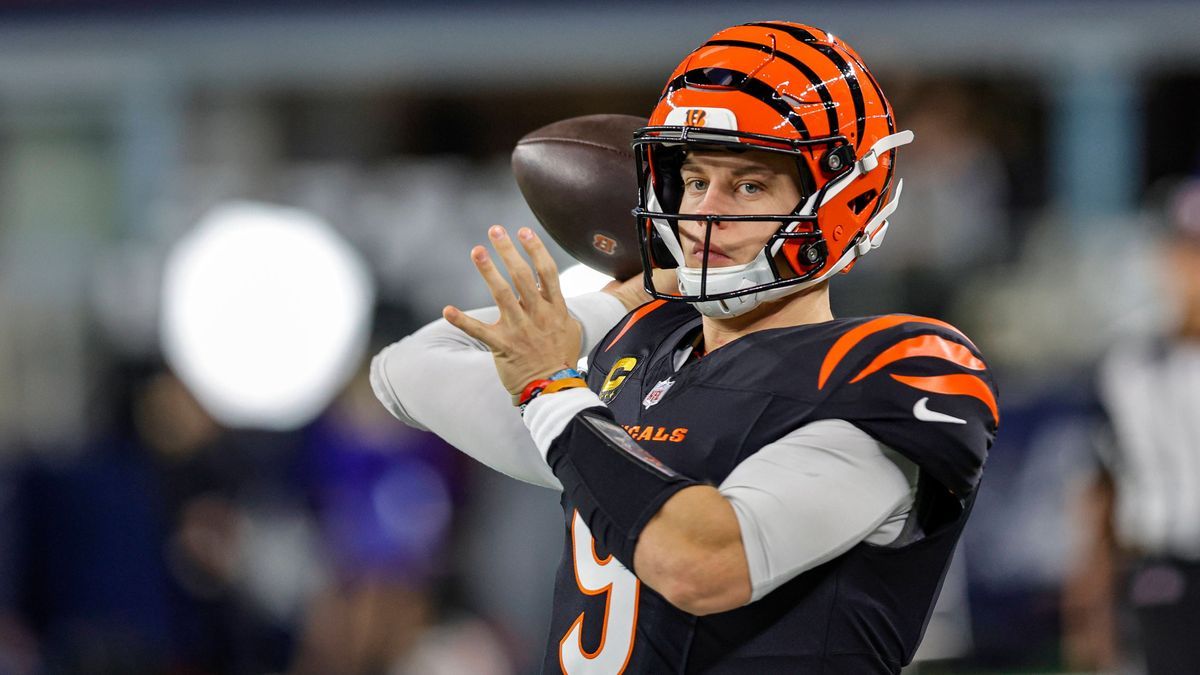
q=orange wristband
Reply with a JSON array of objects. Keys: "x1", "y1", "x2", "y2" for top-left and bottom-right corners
[{"x1": 540, "y1": 377, "x2": 588, "y2": 395}]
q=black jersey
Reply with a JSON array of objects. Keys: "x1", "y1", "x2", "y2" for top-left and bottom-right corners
[{"x1": 542, "y1": 300, "x2": 998, "y2": 674}]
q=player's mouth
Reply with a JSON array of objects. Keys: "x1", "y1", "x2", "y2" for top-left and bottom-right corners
[{"x1": 690, "y1": 242, "x2": 736, "y2": 266}]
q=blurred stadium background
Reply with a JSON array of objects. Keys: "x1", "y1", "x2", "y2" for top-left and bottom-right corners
[{"x1": 1, "y1": 1, "x2": 1199, "y2": 673}]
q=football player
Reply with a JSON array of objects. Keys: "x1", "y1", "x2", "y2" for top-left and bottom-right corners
[{"x1": 372, "y1": 22, "x2": 998, "y2": 673}]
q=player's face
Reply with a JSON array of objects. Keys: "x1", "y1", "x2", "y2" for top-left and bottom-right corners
[{"x1": 677, "y1": 149, "x2": 804, "y2": 268}]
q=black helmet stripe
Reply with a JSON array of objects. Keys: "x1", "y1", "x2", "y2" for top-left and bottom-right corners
[
  {"x1": 848, "y1": 54, "x2": 897, "y2": 224},
  {"x1": 832, "y1": 47, "x2": 896, "y2": 223},
  {"x1": 848, "y1": 52, "x2": 896, "y2": 135},
  {"x1": 746, "y1": 22, "x2": 867, "y2": 144},
  {"x1": 701, "y1": 39, "x2": 839, "y2": 137},
  {"x1": 661, "y1": 71, "x2": 810, "y2": 139}
]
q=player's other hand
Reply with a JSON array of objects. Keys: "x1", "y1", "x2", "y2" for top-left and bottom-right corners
[
  {"x1": 444, "y1": 225, "x2": 581, "y2": 398},
  {"x1": 602, "y1": 268, "x2": 677, "y2": 312}
]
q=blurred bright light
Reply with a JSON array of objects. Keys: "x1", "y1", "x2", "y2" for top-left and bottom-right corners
[
  {"x1": 161, "y1": 201, "x2": 374, "y2": 430},
  {"x1": 558, "y1": 263, "x2": 613, "y2": 297}
]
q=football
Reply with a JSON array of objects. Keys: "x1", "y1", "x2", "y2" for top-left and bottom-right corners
[{"x1": 511, "y1": 114, "x2": 647, "y2": 280}]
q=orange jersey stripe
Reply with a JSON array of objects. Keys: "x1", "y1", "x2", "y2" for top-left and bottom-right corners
[
  {"x1": 605, "y1": 300, "x2": 668, "y2": 352},
  {"x1": 850, "y1": 334, "x2": 985, "y2": 384},
  {"x1": 891, "y1": 373, "x2": 999, "y2": 425},
  {"x1": 818, "y1": 315, "x2": 973, "y2": 390}
]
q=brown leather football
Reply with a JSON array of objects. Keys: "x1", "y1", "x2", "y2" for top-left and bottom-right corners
[{"x1": 512, "y1": 114, "x2": 646, "y2": 280}]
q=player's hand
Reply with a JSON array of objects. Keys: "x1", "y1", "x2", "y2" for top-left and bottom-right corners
[{"x1": 444, "y1": 225, "x2": 582, "y2": 398}]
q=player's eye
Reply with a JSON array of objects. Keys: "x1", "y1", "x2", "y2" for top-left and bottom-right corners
[
  {"x1": 738, "y1": 182, "x2": 763, "y2": 195},
  {"x1": 684, "y1": 178, "x2": 707, "y2": 192}
]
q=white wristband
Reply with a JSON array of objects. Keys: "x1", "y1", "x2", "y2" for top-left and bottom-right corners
[{"x1": 522, "y1": 387, "x2": 606, "y2": 462}]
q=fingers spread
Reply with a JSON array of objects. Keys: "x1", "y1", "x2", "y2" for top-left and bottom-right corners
[
  {"x1": 470, "y1": 245, "x2": 523, "y2": 317},
  {"x1": 518, "y1": 227, "x2": 562, "y2": 302},
  {"x1": 488, "y1": 226, "x2": 541, "y2": 304},
  {"x1": 443, "y1": 305, "x2": 499, "y2": 347}
]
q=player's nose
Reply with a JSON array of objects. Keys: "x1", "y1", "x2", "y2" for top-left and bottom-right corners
[{"x1": 693, "y1": 188, "x2": 734, "y2": 229}]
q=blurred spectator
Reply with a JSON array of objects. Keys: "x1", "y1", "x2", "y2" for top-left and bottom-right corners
[
  {"x1": 1064, "y1": 178, "x2": 1200, "y2": 674},
  {"x1": 0, "y1": 360, "x2": 320, "y2": 674},
  {"x1": 0, "y1": 340, "x2": 518, "y2": 674},
  {"x1": 291, "y1": 363, "x2": 515, "y2": 675},
  {"x1": 144, "y1": 369, "x2": 315, "y2": 675}
]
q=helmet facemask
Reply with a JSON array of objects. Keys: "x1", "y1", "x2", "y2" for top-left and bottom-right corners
[{"x1": 634, "y1": 127, "x2": 862, "y2": 317}]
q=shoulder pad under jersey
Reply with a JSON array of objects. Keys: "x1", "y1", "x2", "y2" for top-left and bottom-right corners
[{"x1": 815, "y1": 315, "x2": 999, "y2": 497}]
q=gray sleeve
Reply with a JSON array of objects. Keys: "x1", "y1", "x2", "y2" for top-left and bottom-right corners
[
  {"x1": 718, "y1": 419, "x2": 919, "y2": 602},
  {"x1": 368, "y1": 291, "x2": 628, "y2": 489}
]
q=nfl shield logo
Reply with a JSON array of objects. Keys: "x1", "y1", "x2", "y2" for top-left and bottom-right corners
[{"x1": 643, "y1": 378, "x2": 675, "y2": 409}]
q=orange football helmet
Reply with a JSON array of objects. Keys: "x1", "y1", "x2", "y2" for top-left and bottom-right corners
[{"x1": 633, "y1": 21, "x2": 913, "y2": 317}]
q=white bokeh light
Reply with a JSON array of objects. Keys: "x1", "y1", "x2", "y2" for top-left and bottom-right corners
[
  {"x1": 161, "y1": 201, "x2": 375, "y2": 430},
  {"x1": 557, "y1": 263, "x2": 613, "y2": 297}
]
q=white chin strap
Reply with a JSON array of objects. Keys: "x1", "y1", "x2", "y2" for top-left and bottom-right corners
[{"x1": 652, "y1": 130, "x2": 913, "y2": 318}]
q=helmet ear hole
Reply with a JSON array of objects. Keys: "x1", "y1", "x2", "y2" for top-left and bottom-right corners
[{"x1": 848, "y1": 189, "x2": 878, "y2": 215}]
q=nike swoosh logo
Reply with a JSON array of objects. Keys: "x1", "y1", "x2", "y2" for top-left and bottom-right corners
[{"x1": 913, "y1": 397, "x2": 967, "y2": 425}]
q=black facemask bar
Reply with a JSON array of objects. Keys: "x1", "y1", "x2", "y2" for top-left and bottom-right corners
[
  {"x1": 633, "y1": 125, "x2": 850, "y2": 158},
  {"x1": 633, "y1": 210, "x2": 832, "y2": 302}
]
